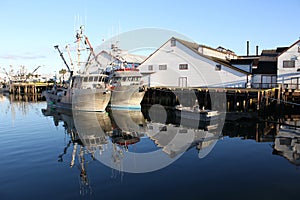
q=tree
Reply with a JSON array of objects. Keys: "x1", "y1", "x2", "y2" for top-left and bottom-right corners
[{"x1": 59, "y1": 68, "x2": 67, "y2": 82}]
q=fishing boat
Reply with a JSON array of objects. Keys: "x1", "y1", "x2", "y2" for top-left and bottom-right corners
[
  {"x1": 91, "y1": 44, "x2": 146, "y2": 109},
  {"x1": 107, "y1": 67, "x2": 145, "y2": 109},
  {"x1": 175, "y1": 104, "x2": 219, "y2": 122},
  {"x1": 43, "y1": 26, "x2": 112, "y2": 112},
  {"x1": 42, "y1": 73, "x2": 111, "y2": 111}
]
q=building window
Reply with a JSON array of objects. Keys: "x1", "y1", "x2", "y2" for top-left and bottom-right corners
[
  {"x1": 283, "y1": 60, "x2": 295, "y2": 68},
  {"x1": 179, "y1": 64, "x2": 188, "y2": 70},
  {"x1": 148, "y1": 65, "x2": 153, "y2": 71},
  {"x1": 215, "y1": 64, "x2": 221, "y2": 71},
  {"x1": 159, "y1": 64, "x2": 167, "y2": 70},
  {"x1": 298, "y1": 46, "x2": 300, "y2": 53},
  {"x1": 171, "y1": 38, "x2": 176, "y2": 47}
]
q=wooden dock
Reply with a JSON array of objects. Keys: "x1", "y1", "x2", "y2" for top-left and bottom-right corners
[
  {"x1": 9, "y1": 82, "x2": 53, "y2": 94},
  {"x1": 141, "y1": 86, "x2": 300, "y2": 116}
]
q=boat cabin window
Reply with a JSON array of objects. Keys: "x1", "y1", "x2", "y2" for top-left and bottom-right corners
[
  {"x1": 98, "y1": 76, "x2": 103, "y2": 82},
  {"x1": 83, "y1": 77, "x2": 88, "y2": 82},
  {"x1": 89, "y1": 76, "x2": 93, "y2": 82},
  {"x1": 93, "y1": 76, "x2": 99, "y2": 82}
]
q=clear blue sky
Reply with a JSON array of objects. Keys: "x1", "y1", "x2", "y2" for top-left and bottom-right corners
[{"x1": 0, "y1": 0, "x2": 299, "y2": 74}]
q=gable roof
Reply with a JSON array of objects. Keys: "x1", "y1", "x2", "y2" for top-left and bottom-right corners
[
  {"x1": 259, "y1": 49, "x2": 278, "y2": 62},
  {"x1": 278, "y1": 39, "x2": 300, "y2": 56},
  {"x1": 174, "y1": 38, "x2": 250, "y2": 75}
]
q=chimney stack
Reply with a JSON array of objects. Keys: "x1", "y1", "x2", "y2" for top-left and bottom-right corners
[
  {"x1": 256, "y1": 45, "x2": 259, "y2": 56},
  {"x1": 247, "y1": 41, "x2": 249, "y2": 56}
]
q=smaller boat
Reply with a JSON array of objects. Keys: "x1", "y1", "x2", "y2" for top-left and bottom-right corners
[
  {"x1": 107, "y1": 68, "x2": 145, "y2": 109},
  {"x1": 111, "y1": 129, "x2": 141, "y2": 147},
  {"x1": 175, "y1": 104, "x2": 219, "y2": 122},
  {"x1": 95, "y1": 44, "x2": 146, "y2": 109}
]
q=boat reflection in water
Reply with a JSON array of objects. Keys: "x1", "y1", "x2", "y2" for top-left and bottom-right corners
[
  {"x1": 40, "y1": 103, "x2": 300, "y2": 199},
  {"x1": 42, "y1": 107, "x2": 112, "y2": 195},
  {"x1": 42, "y1": 104, "x2": 223, "y2": 175}
]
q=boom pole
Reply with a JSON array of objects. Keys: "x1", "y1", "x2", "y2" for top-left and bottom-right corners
[{"x1": 54, "y1": 45, "x2": 72, "y2": 73}]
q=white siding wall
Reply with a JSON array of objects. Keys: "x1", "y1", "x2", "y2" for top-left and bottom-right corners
[
  {"x1": 139, "y1": 39, "x2": 247, "y2": 88},
  {"x1": 277, "y1": 41, "x2": 300, "y2": 88}
]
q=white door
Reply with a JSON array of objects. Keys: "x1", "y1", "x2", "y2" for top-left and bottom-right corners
[{"x1": 179, "y1": 77, "x2": 187, "y2": 88}]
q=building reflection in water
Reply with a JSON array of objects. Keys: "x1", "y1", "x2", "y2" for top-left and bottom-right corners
[
  {"x1": 273, "y1": 124, "x2": 300, "y2": 166},
  {"x1": 222, "y1": 114, "x2": 300, "y2": 166}
]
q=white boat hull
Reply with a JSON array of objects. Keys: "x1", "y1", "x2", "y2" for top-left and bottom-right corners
[
  {"x1": 109, "y1": 85, "x2": 145, "y2": 109},
  {"x1": 175, "y1": 108, "x2": 219, "y2": 123},
  {"x1": 43, "y1": 88, "x2": 111, "y2": 112}
]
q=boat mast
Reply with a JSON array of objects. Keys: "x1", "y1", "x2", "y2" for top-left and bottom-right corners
[
  {"x1": 75, "y1": 25, "x2": 86, "y2": 73},
  {"x1": 65, "y1": 44, "x2": 74, "y2": 72}
]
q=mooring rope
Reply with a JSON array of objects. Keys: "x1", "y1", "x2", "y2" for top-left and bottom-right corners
[{"x1": 262, "y1": 96, "x2": 300, "y2": 107}]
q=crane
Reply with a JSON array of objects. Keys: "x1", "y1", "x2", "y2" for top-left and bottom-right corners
[
  {"x1": 24, "y1": 65, "x2": 42, "y2": 82},
  {"x1": 54, "y1": 45, "x2": 74, "y2": 83},
  {"x1": 31, "y1": 65, "x2": 41, "y2": 75},
  {"x1": 83, "y1": 35, "x2": 102, "y2": 73}
]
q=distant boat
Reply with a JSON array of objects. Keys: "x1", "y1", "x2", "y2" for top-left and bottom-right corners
[
  {"x1": 42, "y1": 74, "x2": 111, "y2": 112},
  {"x1": 0, "y1": 84, "x2": 9, "y2": 93},
  {"x1": 175, "y1": 104, "x2": 219, "y2": 122}
]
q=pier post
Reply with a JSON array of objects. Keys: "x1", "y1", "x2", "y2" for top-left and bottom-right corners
[
  {"x1": 234, "y1": 91, "x2": 237, "y2": 111},
  {"x1": 257, "y1": 91, "x2": 261, "y2": 110}
]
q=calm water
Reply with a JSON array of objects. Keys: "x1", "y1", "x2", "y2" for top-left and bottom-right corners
[{"x1": 1, "y1": 94, "x2": 300, "y2": 200}]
